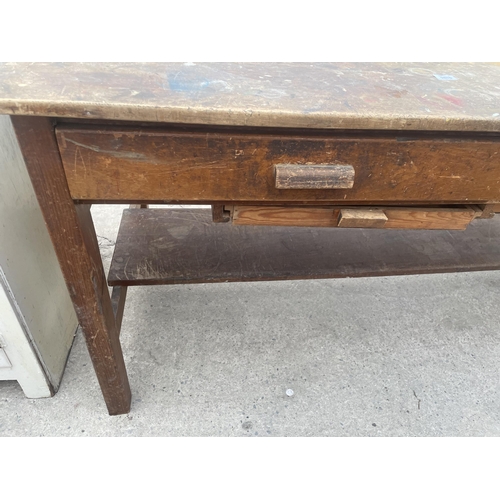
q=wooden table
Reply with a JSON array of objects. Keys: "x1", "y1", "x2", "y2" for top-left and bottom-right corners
[{"x1": 1, "y1": 63, "x2": 500, "y2": 415}]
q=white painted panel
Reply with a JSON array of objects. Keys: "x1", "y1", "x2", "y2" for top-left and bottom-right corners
[
  {"x1": 0, "y1": 115, "x2": 78, "y2": 394},
  {"x1": 0, "y1": 348, "x2": 12, "y2": 368},
  {"x1": 0, "y1": 280, "x2": 52, "y2": 397}
]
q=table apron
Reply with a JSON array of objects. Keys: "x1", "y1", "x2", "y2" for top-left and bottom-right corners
[{"x1": 56, "y1": 127, "x2": 500, "y2": 204}]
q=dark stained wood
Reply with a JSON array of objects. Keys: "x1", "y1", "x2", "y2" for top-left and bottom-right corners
[
  {"x1": 275, "y1": 164, "x2": 355, "y2": 189},
  {"x1": 338, "y1": 209, "x2": 388, "y2": 228},
  {"x1": 53, "y1": 119, "x2": 500, "y2": 142},
  {"x1": 2, "y1": 63, "x2": 500, "y2": 133},
  {"x1": 107, "y1": 208, "x2": 500, "y2": 287},
  {"x1": 109, "y1": 204, "x2": 147, "y2": 335},
  {"x1": 111, "y1": 286, "x2": 128, "y2": 336},
  {"x1": 56, "y1": 126, "x2": 500, "y2": 204},
  {"x1": 212, "y1": 203, "x2": 231, "y2": 222},
  {"x1": 5, "y1": 63, "x2": 500, "y2": 416},
  {"x1": 11, "y1": 116, "x2": 131, "y2": 415}
]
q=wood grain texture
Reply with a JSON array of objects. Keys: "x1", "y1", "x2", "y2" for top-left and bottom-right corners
[
  {"x1": 230, "y1": 205, "x2": 480, "y2": 229},
  {"x1": 56, "y1": 126, "x2": 500, "y2": 203},
  {"x1": 338, "y1": 209, "x2": 388, "y2": 228},
  {"x1": 11, "y1": 116, "x2": 131, "y2": 415},
  {"x1": 231, "y1": 206, "x2": 341, "y2": 227},
  {"x1": 107, "y1": 208, "x2": 500, "y2": 286},
  {"x1": 275, "y1": 164, "x2": 355, "y2": 189},
  {"x1": 383, "y1": 207, "x2": 478, "y2": 230},
  {"x1": 2, "y1": 63, "x2": 500, "y2": 132}
]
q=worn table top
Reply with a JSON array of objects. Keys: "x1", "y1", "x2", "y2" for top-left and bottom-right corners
[{"x1": 1, "y1": 62, "x2": 499, "y2": 132}]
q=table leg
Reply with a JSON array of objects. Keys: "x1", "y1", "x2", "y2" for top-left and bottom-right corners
[{"x1": 11, "y1": 116, "x2": 131, "y2": 415}]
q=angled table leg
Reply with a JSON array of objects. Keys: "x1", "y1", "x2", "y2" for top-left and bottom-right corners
[{"x1": 12, "y1": 116, "x2": 131, "y2": 415}]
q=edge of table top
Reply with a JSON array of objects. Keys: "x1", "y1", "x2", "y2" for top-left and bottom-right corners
[{"x1": 1, "y1": 63, "x2": 500, "y2": 132}]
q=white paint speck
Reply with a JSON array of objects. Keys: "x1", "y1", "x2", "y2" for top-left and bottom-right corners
[
  {"x1": 493, "y1": 113, "x2": 500, "y2": 117},
  {"x1": 286, "y1": 389, "x2": 294, "y2": 397},
  {"x1": 184, "y1": 62, "x2": 196, "y2": 66}
]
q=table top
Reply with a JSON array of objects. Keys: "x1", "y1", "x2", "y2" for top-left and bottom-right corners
[{"x1": 1, "y1": 62, "x2": 500, "y2": 132}]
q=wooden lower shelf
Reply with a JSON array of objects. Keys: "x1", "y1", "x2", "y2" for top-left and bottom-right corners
[{"x1": 108, "y1": 208, "x2": 500, "y2": 286}]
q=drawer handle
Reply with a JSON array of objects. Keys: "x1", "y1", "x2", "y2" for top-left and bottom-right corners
[
  {"x1": 275, "y1": 164, "x2": 355, "y2": 189},
  {"x1": 338, "y1": 208, "x2": 388, "y2": 228}
]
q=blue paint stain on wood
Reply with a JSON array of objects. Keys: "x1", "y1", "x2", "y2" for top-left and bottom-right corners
[
  {"x1": 167, "y1": 72, "x2": 211, "y2": 93},
  {"x1": 433, "y1": 74, "x2": 457, "y2": 81},
  {"x1": 166, "y1": 69, "x2": 235, "y2": 96}
]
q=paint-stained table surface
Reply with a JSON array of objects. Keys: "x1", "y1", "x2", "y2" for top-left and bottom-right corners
[
  {"x1": 5, "y1": 62, "x2": 500, "y2": 415},
  {"x1": 0, "y1": 62, "x2": 500, "y2": 131}
]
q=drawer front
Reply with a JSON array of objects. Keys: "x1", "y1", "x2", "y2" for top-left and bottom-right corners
[{"x1": 56, "y1": 127, "x2": 500, "y2": 203}]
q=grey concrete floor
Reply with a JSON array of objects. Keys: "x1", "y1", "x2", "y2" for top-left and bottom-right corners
[{"x1": 1, "y1": 205, "x2": 500, "y2": 436}]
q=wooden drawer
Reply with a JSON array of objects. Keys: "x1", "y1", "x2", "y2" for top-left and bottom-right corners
[
  {"x1": 226, "y1": 205, "x2": 483, "y2": 230},
  {"x1": 56, "y1": 126, "x2": 500, "y2": 203}
]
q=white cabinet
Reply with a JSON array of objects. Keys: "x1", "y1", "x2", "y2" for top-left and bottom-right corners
[{"x1": 0, "y1": 115, "x2": 78, "y2": 397}]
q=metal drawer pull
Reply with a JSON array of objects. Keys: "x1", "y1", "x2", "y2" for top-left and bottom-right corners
[{"x1": 275, "y1": 164, "x2": 355, "y2": 189}]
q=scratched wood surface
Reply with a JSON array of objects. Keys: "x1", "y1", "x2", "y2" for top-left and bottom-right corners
[
  {"x1": 275, "y1": 164, "x2": 355, "y2": 189},
  {"x1": 1, "y1": 63, "x2": 500, "y2": 132},
  {"x1": 12, "y1": 116, "x2": 131, "y2": 415},
  {"x1": 107, "y1": 209, "x2": 500, "y2": 286},
  {"x1": 56, "y1": 126, "x2": 500, "y2": 203}
]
